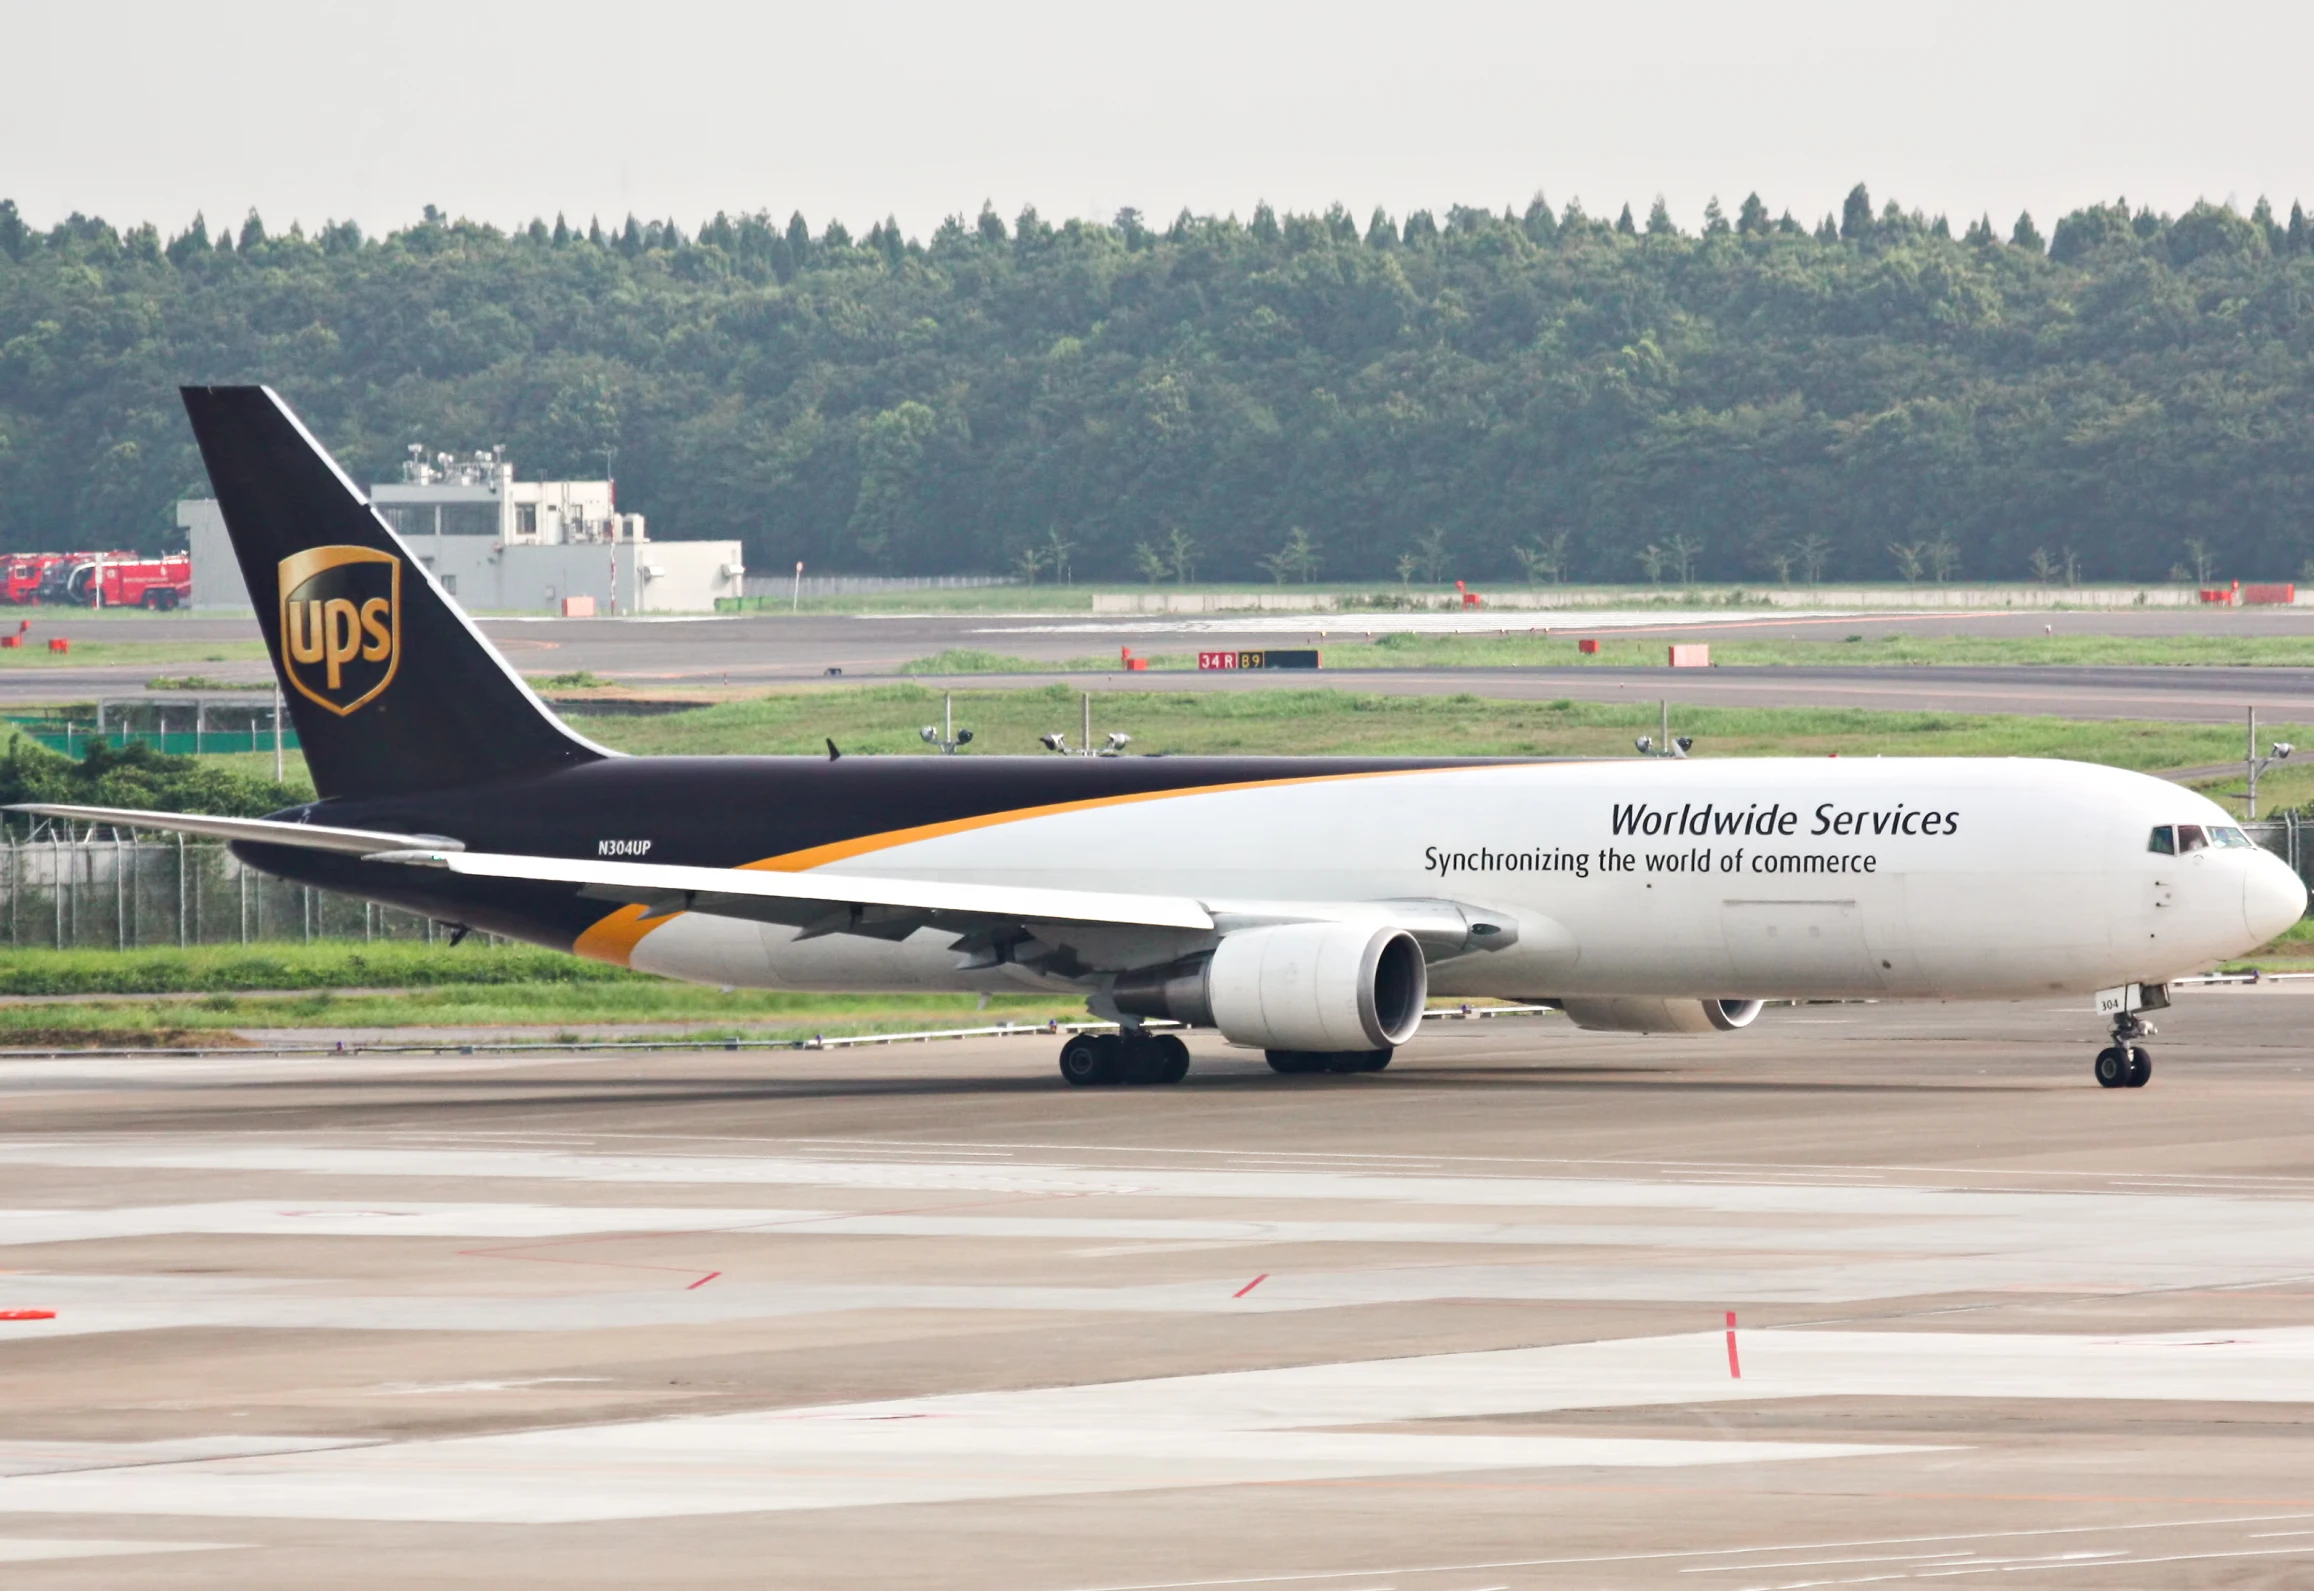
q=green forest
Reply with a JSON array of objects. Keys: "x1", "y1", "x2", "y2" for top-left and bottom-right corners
[{"x1": 2, "y1": 185, "x2": 2311, "y2": 586}]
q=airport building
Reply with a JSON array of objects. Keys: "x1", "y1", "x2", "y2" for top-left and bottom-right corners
[{"x1": 182, "y1": 446, "x2": 744, "y2": 614}]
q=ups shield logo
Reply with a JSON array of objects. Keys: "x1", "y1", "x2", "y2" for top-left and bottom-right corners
[{"x1": 279, "y1": 546, "x2": 400, "y2": 715}]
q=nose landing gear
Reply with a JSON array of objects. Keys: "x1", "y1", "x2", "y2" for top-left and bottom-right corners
[
  {"x1": 2091, "y1": 983, "x2": 2165, "y2": 1089},
  {"x1": 2094, "y1": 1043, "x2": 2151, "y2": 1088},
  {"x1": 2094, "y1": 1014, "x2": 2155, "y2": 1089}
]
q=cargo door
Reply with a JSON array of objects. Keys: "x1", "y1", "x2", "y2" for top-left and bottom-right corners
[{"x1": 1721, "y1": 898, "x2": 1883, "y2": 995}]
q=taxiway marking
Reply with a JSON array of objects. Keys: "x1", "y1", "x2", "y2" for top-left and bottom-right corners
[{"x1": 1041, "y1": 1510, "x2": 2314, "y2": 1589}]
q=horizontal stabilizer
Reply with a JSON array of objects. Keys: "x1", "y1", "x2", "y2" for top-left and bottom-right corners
[{"x1": 5, "y1": 803, "x2": 465, "y2": 857}]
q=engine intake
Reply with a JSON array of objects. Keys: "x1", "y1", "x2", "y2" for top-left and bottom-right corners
[
  {"x1": 1114, "y1": 923, "x2": 1428, "y2": 1052},
  {"x1": 1558, "y1": 997, "x2": 1763, "y2": 1034}
]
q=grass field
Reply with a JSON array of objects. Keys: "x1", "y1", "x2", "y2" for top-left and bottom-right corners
[
  {"x1": 0, "y1": 986, "x2": 1084, "y2": 1045},
  {"x1": 576, "y1": 682, "x2": 2304, "y2": 770},
  {"x1": 0, "y1": 943, "x2": 1087, "y2": 1045},
  {"x1": 0, "y1": 941, "x2": 635, "y2": 996},
  {"x1": 0, "y1": 638, "x2": 265, "y2": 670},
  {"x1": 45, "y1": 681, "x2": 2308, "y2": 798},
  {"x1": 159, "y1": 680, "x2": 2314, "y2": 813}
]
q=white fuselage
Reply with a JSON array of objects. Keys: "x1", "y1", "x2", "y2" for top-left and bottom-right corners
[{"x1": 618, "y1": 759, "x2": 2305, "y2": 1004}]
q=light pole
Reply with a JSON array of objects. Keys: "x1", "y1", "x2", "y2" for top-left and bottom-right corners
[
  {"x1": 1634, "y1": 699, "x2": 1694, "y2": 758},
  {"x1": 919, "y1": 693, "x2": 975, "y2": 755},
  {"x1": 792, "y1": 560, "x2": 804, "y2": 613},
  {"x1": 1040, "y1": 693, "x2": 1131, "y2": 756},
  {"x1": 2245, "y1": 705, "x2": 2294, "y2": 821}
]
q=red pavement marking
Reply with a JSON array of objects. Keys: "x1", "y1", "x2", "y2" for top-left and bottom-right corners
[
  {"x1": 686, "y1": 1271, "x2": 722, "y2": 1290},
  {"x1": 1234, "y1": 1273, "x2": 1269, "y2": 1298},
  {"x1": 1, "y1": 1310, "x2": 56, "y2": 1321},
  {"x1": 1725, "y1": 1310, "x2": 1742, "y2": 1379}
]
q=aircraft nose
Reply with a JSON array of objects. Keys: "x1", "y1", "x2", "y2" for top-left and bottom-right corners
[{"x1": 2244, "y1": 852, "x2": 2308, "y2": 944}]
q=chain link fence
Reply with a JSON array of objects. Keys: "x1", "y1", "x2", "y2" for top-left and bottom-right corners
[
  {"x1": 0, "y1": 829, "x2": 447, "y2": 949},
  {"x1": 2247, "y1": 814, "x2": 2308, "y2": 885}
]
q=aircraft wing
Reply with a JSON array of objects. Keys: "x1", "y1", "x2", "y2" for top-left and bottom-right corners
[
  {"x1": 5, "y1": 802, "x2": 465, "y2": 856},
  {"x1": 367, "y1": 850, "x2": 1517, "y2": 964},
  {"x1": 364, "y1": 847, "x2": 1216, "y2": 935}
]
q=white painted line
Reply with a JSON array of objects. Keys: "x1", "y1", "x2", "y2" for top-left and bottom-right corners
[
  {"x1": 1911, "y1": 1551, "x2": 2127, "y2": 1574},
  {"x1": 974, "y1": 609, "x2": 1879, "y2": 636},
  {"x1": 0, "y1": 1427, "x2": 1914, "y2": 1525},
  {"x1": 0, "y1": 1537, "x2": 241, "y2": 1563},
  {"x1": 0, "y1": 1436, "x2": 368, "y2": 1476},
  {"x1": 0, "y1": 1197, "x2": 2181, "y2": 1258},
  {"x1": 21, "y1": 1138, "x2": 2314, "y2": 1225},
  {"x1": 1683, "y1": 1553, "x2": 1976, "y2": 1573},
  {"x1": 1040, "y1": 1511, "x2": 2314, "y2": 1589}
]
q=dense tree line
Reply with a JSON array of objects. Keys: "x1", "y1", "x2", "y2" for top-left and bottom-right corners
[
  {"x1": 3, "y1": 185, "x2": 2312, "y2": 586},
  {"x1": 0, "y1": 737, "x2": 309, "y2": 818}
]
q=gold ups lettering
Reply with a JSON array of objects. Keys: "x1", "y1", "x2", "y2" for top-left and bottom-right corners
[{"x1": 278, "y1": 546, "x2": 399, "y2": 715}]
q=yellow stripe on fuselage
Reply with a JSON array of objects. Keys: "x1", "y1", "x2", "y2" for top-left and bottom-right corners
[{"x1": 572, "y1": 765, "x2": 1452, "y2": 967}]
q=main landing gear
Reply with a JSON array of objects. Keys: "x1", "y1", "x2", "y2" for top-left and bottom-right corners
[
  {"x1": 1058, "y1": 1029, "x2": 1191, "y2": 1087},
  {"x1": 1266, "y1": 1048, "x2": 1392, "y2": 1075},
  {"x1": 2094, "y1": 1011, "x2": 2154, "y2": 1090}
]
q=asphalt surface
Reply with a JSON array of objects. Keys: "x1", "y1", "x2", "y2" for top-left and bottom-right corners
[
  {"x1": 9, "y1": 607, "x2": 2314, "y2": 723},
  {"x1": 3, "y1": 989, "x2": 2314, "y2": 1586}
]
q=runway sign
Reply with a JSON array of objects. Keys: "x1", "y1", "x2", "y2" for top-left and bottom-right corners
[{"x1": 1197, "y1": 650, "x2": 1322, "y2": 670}]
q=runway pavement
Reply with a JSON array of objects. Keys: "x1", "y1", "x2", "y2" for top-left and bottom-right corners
[
  {"x1": 10, "y1": 607, "x2": 2314, "y2": 721},
  {"x1": 4, "y1": 989, "x2": 2314, "y2": 1586}
]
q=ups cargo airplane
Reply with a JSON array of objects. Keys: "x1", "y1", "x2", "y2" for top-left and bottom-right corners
[{"x1": 15, "y1": 388, "x2": 2307, "y2": 1089}]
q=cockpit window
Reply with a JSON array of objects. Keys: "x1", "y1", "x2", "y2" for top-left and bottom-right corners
[{"x1": 2154, "y1": 823, "x2": 2247, "y2": 853}]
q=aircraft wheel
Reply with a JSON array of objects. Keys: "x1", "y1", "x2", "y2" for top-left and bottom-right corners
[
  {"x1": 1117, "y1": 1034, "x2": 1167, "y2": 1086},
  {"x1": 1059, "y1": 1033, "x2": 1120, "y2": 1086},
  {"x1": 2125, "y1": 1047, "x2": 2153, "y2": 1088},
  {"x1": 1266, "y1": 1050, "x2": 1320, "y2": 1075},
  {"x1": 1153, "y1": 1033, "x2": 1191, "y2": 1084},
  {"x1": 2093, "y1": 1046, "x2": 2130, "y2": 1088}
]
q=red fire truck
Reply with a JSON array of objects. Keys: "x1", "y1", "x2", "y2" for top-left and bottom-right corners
[
  {"x1": 48, "y1": 552, "x2": 193, "y2": 609},
  {"x1": 1, "y1": 553, "x2": 69, "y2": 604}
]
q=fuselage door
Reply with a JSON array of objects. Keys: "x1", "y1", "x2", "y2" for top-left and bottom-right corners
[{"x1": 1721, "y1": 898, "x2": 1885, "y2": 996}]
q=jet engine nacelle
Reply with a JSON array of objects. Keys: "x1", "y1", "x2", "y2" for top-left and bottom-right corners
[
  {"x1": 1558, "y1": 997, "x2": 1764, "y2": 1034},
  {"x1": 1114, "y1": 923, "x2": 1429, "y2": 1052}
]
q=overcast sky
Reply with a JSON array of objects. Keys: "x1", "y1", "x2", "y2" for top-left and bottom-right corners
[{"x1": 9, "y1": 0, "x2": 2310, "y2": 243}]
